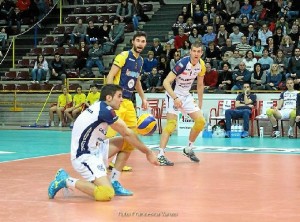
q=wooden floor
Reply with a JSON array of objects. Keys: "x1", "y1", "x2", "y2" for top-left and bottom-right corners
[{"x1": 1, "y1": 129, "x2": 300, "y2": 221}]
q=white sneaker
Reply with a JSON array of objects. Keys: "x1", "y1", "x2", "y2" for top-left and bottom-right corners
[
  {"x1": 50, "y1": 121, "x2": 55, "y2": 127},
  {"x1": 288, "y1": 127, "x2": 294, "y2": 138},
  {"x1": 271, "y1": 130, "x2": 280, "y2": 138},
  {"x1": 70, "y1": 121, "x2": 74, "y2": 127},
  {"x1": 31, "y1": 80, "x2": 35, "y2": 84},
  {"x1": 58, "y1": 122, "x2": 62, "y2": 127}
]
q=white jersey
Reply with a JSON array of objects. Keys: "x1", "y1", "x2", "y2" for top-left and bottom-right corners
[
  {"x1": 70, "y1": 101, "x2": 118, "y2": 160},
  {"x1": 280, "y1": 90, "x2": 298, "y2": 109},
  {"x1": 169, "y1": 56, "x2": 206, "y2": 97}
]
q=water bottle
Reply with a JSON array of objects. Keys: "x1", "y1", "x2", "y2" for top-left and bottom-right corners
[
  {"x1": 233, "y1": 124, "x2": 238, "y2": 132},
  {"x1": 208, "y1": 124, "x2": 212, "y2": 132},
  {"x1": 231, "y1": 124, "x2": 234, "y2": 132},
  {"x1": 259, "y1": 126, "x2": 264, "y2": 138},
  {"x1": 238, "y1": 124, "x2": 243, "y2": 132}
]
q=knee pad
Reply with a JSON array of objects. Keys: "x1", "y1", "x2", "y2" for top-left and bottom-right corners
[
  {"x1": 266, "y1": 108, "x2": 275, "y2": 117},
  {"x1": 290, "y1": 109, "x2": 296, "y2": 118},
  {"x1": 94, "y1": 185, "x2": 115, "y2": 201},
  {"x1": 163, "y1": 119, "x2": 177, "y2": 134},
  {"x1": 192, "y1": 117, "x2": 206, "y2": 132}
]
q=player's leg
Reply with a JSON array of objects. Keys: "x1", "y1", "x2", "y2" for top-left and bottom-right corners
[
  {"x1": 64, "y1": 107, "x2": 74, "y2": 123},
  {"x1": 49, "y1": 106, "x2": 57, "y2": 126},
  {"x1": 56, "y1": 107, "x2": 65, "y2": 126},
  {"x1": 287, "y1": 109, "x2": 296, "y2": 138},
  {"x1": 266, "y1": 108, "x2": 282, "y2": 137}
]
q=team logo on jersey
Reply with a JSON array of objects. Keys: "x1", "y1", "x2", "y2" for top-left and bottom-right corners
[{"x1": 128, "y1": 79, "x2": 135, "y2": 88}]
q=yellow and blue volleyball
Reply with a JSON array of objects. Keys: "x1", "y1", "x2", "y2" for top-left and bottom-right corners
[{"x1": 137, "y1": 113, "x2": 157, "y2": 136}]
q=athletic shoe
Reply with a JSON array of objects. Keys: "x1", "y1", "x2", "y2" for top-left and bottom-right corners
[
  {"x1": 58, "y1": 122, "x2": 62, "y2": 127},
  {"x1": 288, "y1": 128, "x2": 294, "y2": 138},
  {"x1": 157, "y1": 155, "x2": 174, "y2": 166},
  {"x1": 183, "y1": 148, "x2": 200, "y2": 163},
  {"x1": 48, "y1": 169, "x2": 69, "y2": 199},
  {"x1": 108, "y1": 162, "x2": 132, "y2": 171},
  {"x1": 112, "y1": 181, "x2": 133, "y2": 196},
  {"x1": 225, "y1": 131, "x2": 230, "y2": 138},
  {"x1": 271, "y1": 130, "x2": 280, "y2": 138},
  {"x1": 241, "y1": 131, "x2": 249, "y2": 138},
  {"x1": 50, "y1": 121, "x2": 55, "y2": 127}
]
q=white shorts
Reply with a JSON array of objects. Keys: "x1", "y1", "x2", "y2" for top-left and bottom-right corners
[
  {"x1": 165, "y1": 93, "x2": 200, "y2": 115},
  {"x1": 71, "y1": 140, "x2": 109, "y2": 182},
  {"x1": 279, "y1": 109, "x2": 294, "y2": 119}
]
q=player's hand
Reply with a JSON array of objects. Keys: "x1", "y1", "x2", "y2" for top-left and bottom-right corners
[
  {"x1": 174, "y1": 98, "x2": 182, "y2": 108},
  {"x1": 146, "y1": 151, "x2": 159, "y2": 166},
  {"x1": 141, "y1": 98, "x2": 148, "y2": 110}
]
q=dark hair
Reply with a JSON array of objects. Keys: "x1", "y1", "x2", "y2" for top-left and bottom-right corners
[
  {"x1": 100, "y1": 84, "x2": 123, "y2": 101},
  {"x1": 132, "y1": 31, "x2": 147, "y2": 41}
]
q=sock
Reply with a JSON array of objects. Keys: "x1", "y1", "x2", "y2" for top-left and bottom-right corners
[
  {"x1": 110, "y1": 169, "x2": 121, "y2": 182},
  {"x1": 111, "y1": 154, "x2": 117, "y2": 164},
  {"x1": 273, "y1": 125, "x2": 278, "y2": 131},
  {"x1": 185, "y1": 141, "x2": 194, "y2": 153},
  {"x1": 157, "y1": 148, "x2": 165, "y2": 157},
  {"x1": 66, "y1": 177, "x2": 78, "y2": 188}
]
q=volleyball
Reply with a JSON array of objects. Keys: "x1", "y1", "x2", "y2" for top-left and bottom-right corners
[{"x1": 137, "y1": 113, "x2": 157, "y2": 136}]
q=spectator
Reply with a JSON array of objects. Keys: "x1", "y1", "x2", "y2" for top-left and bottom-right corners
[
  {"x1": 70, "y1": 18, "x2": 87, "y2": 47},
  {"x1": 276, "y1": 16, "x2": 289, "y2": 35},
  {"x1": 225, "y1": 0, "x2": 240, "y2": 18},
  {"x1": 229, "y1": 26, "x2": 244, "y2": 46},
  {"x1": 8, "y1": 7, "x2": 21, "y2": 34},
  {"x1": 286, "y1": 0, "x2": 299, "y2": 20},
  {"x1": 258, "y1": 23, "x2": 273, "y2": 47},
  {"x1": 150, "y1": 38, "x2": 164, "y2": 59},
  {"x1": 98, "y1": 20, "x2": 111, "y2": 45},
  {"x1": 142, "y1": 50, "x2": 158, "y2": 74},
  {"x1": 266, "y1": 78, "x2": 297, "y2": 138},
  {"x1": 205, "y1": 41, "x2": 221, "y2": 68},
  {"x1": 258, "y1": 48, "x2": 274, "y2": 71},
  {"x1": 215, "y1": 24, "x2": 229, "y2": 48},
  {"x1": 203, "y1": 62, "x2": 218, "y2": 92},
  {"x1": 189, "y1": 27, "x2": 202, "y2": 44},
  {"x1": 245, "y1": 23, "x2": 257, "y2": 46},
  {"x1": 274, "y1": 49, "x2": 289, "y2": 77},
  {"x1": 180, "y1": 40, "x2": 191, "y2": 58},
  {"x1": 157, "y1": 54, "x2": 170, "y2": 83},
  {"x1": 265, "y1": 37, "x2": 275, "y2": 58},
  {"x1": 86, "y1": 20, "x2": 100, "y2": 45},
  {"x1": 279, "y1": 35, "x2": 294, "y2": 59},
  {"x1": 265, "y1": 64, "x2": 282, "y2": 90},
  {"x1": 186, "y1": 0, "x2": 197, "y2": 18},
  {"x1": 73, "y1": 41, "x2": 88, "y2": 72},
  {"x1": 289, "y1": 24, "x2": 299, "y2": 46},
  {"x1": 170, "y1": 51, "x2": 181, "y2": 70},
  {"x1": 231, "y1": 61, "x2": 251, "y2": 91},
  {"x1": 146, "y1": 67, "x2": 162, "y2": 92},
  {"x1": 225, "y1": 82, "x2": 256, "y2": 138},
  {"x1": 163, "y1": 42, "x2": 176, "y2": 62},
  {"x1": 31, "y1": 54, "x2": 48, "y2": 84},
  {"x1": 172, "y1": 15, "x2": 185, "y2": 36},
  {"x1": 132, "y1": 0, "x2": 149, "y2": 31},
  {"x1": 236, "y1": 36, "x2": 252, "y2": 57},
  {"x1": 179, "y1": 5, "x2": 189, "y2": 22},
  {"x1": 287, "y1": 47, "x2": 300, "y2": 90},
  {"x1": 0, "y1": 0, "x2": 15, "y2": 27},
  {"x1": 48, "y1": 85, "x2": 72, "y2": 127},
  {"x1": 251, "y1": 0, "x2": 263, "y2": 21},
  {"x1": 183, "y1": 17, "x2": 196, "y2": 33},
  {"x1": 251, "y1": 63, "x2": 266, "y2": 90},
  {"x1": 116, "y1": 0, "x2": 132, "y2": 24},
  {"x1": 86, "y1": 41, "x2": 105, "y2": 77},
  {"x1": 252, "y1": 39, "x2": 263, "y2": 58},
  {"x1": 217, "y1": 62, "x2": 233, "y2": 90},
  {"x1": 225, "y1": 16, "x2": 237, "y2": 34},
  {"x1": 84, "y1": 84, "x2": 100, "y2": 107},
  {"x1": 239, "y1": 0, "x2": 252, "y2": 19},
  {"x1": 215, "y1": 0, "x2": 227, "y2": 20},
  {"x1": 242, "y1": 50, "x2": 257, "y2": 72},
  {"x1": 108, "y1": 18, "x2": 125, "y2": 49},
  {"x1": 45, "y1": 53, "x2": 66, "y2": 85},
  {"x1": 0, "y1": 27, "x2": 7, "y2": 57},
  {"x1": 212, "y1": 14, "x2": 222, "y2": 33},
  {"x1": 198, "y1": 15, "x2": 211, "y2": 35},
  {"x1": 273, "y1": 27, "x2": 284, "y2": 52},
  {"x1": 228, "y1": 50, "x2": 242, "y2": 70},
  {"x1": 15, "y1": 0, "x2": 31, "y2": 21},
  {"x1": 174, "y1": 27, "x2": 188, "y2": 49},
  {"x1": 193, "y1": 4, "x2": 203, "y2": 24},
  {"x1": 202, "y1": 25, "x2": 216, "y2": 47},
  {"x1": 221, "y1": 38, "x2": 235, "y2": 56},
  {"x1": 64, "y1": 85, "x2": 86, "y2": 127}
]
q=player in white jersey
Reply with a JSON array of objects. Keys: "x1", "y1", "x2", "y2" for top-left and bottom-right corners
[
  {"x1": 157, "y1": 42, "x2": 207, "y2": 166},
  {"x1": 48, "y1": 84, "x2": 158, "y2": 201},
  {"x1": 266, "y1": 78, "x2": 298, "y2": 138}
]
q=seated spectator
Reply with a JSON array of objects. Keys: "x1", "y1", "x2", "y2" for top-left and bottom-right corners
[
  {"x1": 108, "y1": 18, "x2": 125, "y2": 49},
  {"x1": 31, "y1": 54, "x2": 48, "y2": 84},
  {"x1": 217, "y1": 62, "x2": 233, "y2": 90},
  {"x1": 225, "y1": 16, "x2": 237, "y2": 34},
  {"x1": 279, "y1": 35, "x2": 294, "y2": 59},
  {"x1": 186, "y1": 0, "x2": 197, "y2": 19},
  {"x1": 198, "y1": 15, "x2": 211, "y2": 35},
  {"x1": 203, "y1": 62, "x2": 218, "y2": 92},
  {"x1": 250, "y1": 63, "x2": 266, "y2": 90},
  {"x1": 225, "y1": 0, "x2": 240, "y2": 18},
  {"x1": 143, "y1": 50, "x2": 158, "y2": 74},
  {"x1": 116, "y1": 0, "x2": 132, "y2": 24},
  {"x1": 202, "y1": 25, "x2": 216, "y2": 47},
  {"x1": 239, "y1": 16, "x2": 250, "y2": 35},
  {"x1": 205, "y1": 41, "x2": 221, "y2": 69},
  {"x1": 274, "y1": 49, "x2": 289, "y2": 77},
  {"x1": 225, "y1": 82, "x2": 256, "y2": 138},
  {"x1": 15, "y1": 0, "x2": 31, "y2": 22},
  {"x1": 163, "y1": 42, "x2": 176, "y2": 62},
  {"x1": 266, "y1": 78, "x2": 297, "y2": 138},
  {"x1": 180, "y1": 40, "x2": 191, "y2": 58},
  {"x1": 70, "y1": 18, "x2": 87, "y2": 47},
  {"x1": 265, "y1": 37, "x2": 276, "y2": 58},
  {"x1": 258, "y1": 24, "x2": 273, "y2": 47},
  {"x1": 170, "y1": 51, "x2": 181, "y2": 71},
  {"x1": 286, "y1": 0, "x2": 299, "y2": 20},
  {"x1": 45, "y1": 53, "x2": 66, "y2": 85},
  {"x1": 252, "y1": 39, "x2": 263, "y2": 58},
  {"x1": 183, "y1": 17, "x2": 196, "y2": 34},
  {"x1": 228, "y1": 50, "x2": 242, "y2": 70},
  {"x1": 231, "y1": 61, "x2": 251, "y2": 91},
  {"x1": 0, "y1": 0, "x2": 15, "y2": 28},
  {"x1": 251, "y1": 0, "x2": 263, "y2": 21},
  {"x1": 84, "y1": 84, "x2": 100, "y2": 107},
  {"x1": 189, "y1": 27, "x2": 202, "y2": 44},
  {"x1": 179, "y1": 5, "x2": 189, "y2": 23},
  {"x1": 150, "y1": 38, "x2": 164, "y2": 59},
  {"x1": 172, "y1": 15, "x2": 185, "y2": 36},
  {"x1": 245, "y1": 23, "x2": 257, "y2": 47},
  {"x1": 239, "y1": 0, "x2": 252, "y2": 19},
  {"x1": 157, "y1": 54, "x2": 170, "y2": 83},
  {"x1": 8, "y1": 7, "x2": 21, "y2": 34},
  {"x1": 265, "y1": 64, "x2": 282, "y2": 90},
  {"x1": 212, "y1": 15, "x2": 222, "y2": 33},
  {"x1": 49, "y1": 86, "x2": 72, "y2": 127},
  {"x1": 287, "y1": 48, "x2": 300, "y2": 90},
  {"x1": 258, "y1": 48, "x2": 274, "y2": 71},
  {"x1": 73, "y1": 41, "x2": 87, "y2": 71},
  {"x1": 221, "y1": 38, "x2": 235, "y2": 56},
  {"x1": 273, "y1": 27, "x2": 284, "y2": 51},
  {"x1": 174, "y1": 27, "x2": 188, "y2": 50},
  {"x1": 215, "y1": 24, "x2": 229, "y2": 49},
  {"x1": 86, "y1": 20, "x2": 100, "y2": 45},
  {"x1": 218, "y1": 52, "x2": 232, "y2": 70},
  {"x1": 132, "y1": 0, "x2": 149, "y2": 31},
  {"x1": 242, "y1": 50, "x2": 257, "y2": 72},
  {"x1": 193, "y1": 4, "x2": 204, "y2": 24},
  {"x1": 276, "y1": 16, "x2": 289, "y2": 36},
  {"x1": 236, "y1": 36, "x2": 252, "y2": 57},
  {"x1": 64, "y1": 85, "x2": 86, "y2": 127},
  {"x1": 145, "y1": 67, "x2": 162, "y2": 92},
  {"x1": 98, "y1": 20, "x2": 111, "y2": 45},
  {"x1": 0, "y1": 27, "x2": 7, "y2": 57},
  {"x1": 201, "y1": 0, "x2": 214, "y2": 15},
  {"x1": 229, "y1": 26, "x2": 244, "y2": 46},
  {"x1": 289, "y1": 24, "x2": 299, "y2": 46},
  {"x1": 86, "y1": 41, "x2": 104, "y2": 77}
]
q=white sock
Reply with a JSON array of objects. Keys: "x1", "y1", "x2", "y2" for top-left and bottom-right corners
[
  {"x1": 111, "y1": 154, "x2": 117, "y2": 164},
  {"x1": 157, "y1": 148, "x2": 165, "y2": 157},
  {"x1": 110, "y1": 169, "x2": 121, "y2": 182},
  {"x1": 185, "y1": 141, "x2": 194, "y2": 153},
  {"x1": 66, "y1": 177, "x2": 78, "y2": 188}
]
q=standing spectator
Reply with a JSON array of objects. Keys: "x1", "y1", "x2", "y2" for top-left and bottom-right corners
[
  {"x1": 203, "y1": 62, "x2": 218, "y2": 92},
  {"x1": 217, "y1": 62, "x2": 233, "y2": 90},
  {"x1": 225, "y1": 82, "x2": 256, "y2": 138},
  {"x1": 45, "y1": 53, "x2": 66, "y2": 85},
  {"x1": 287, "y1": 48, "x2": 300, "y2": 90},
  {"x1": 231, "y1": 61, "x2": 251, "y2": 91},
  {"x1": 116, "y1": 0, "x2": 132, "y2": 24},
  {"x1": 31, "y1": 54, "x2": 48, "y2": 84},
  {"x1": 265, "y1": 64, "x2": 282, "y2": 90},
  {"x1": 70, "y1": 18, "x2": 87, "y2": 47},
  {"x1": 142, "y1": 50, "x2": 158, "y2": 74},
  {"x1": 251, "y1": 63, "x2": 266, "y2": 90},
  {"x1": 86, "y1": 41, "x2": 105, "y2": 77},
  {"x1": 266, "y1": 78, "x2": 297, "y2": 138}
]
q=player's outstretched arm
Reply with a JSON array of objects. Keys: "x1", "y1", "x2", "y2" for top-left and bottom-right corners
[{"x1": 110, "y1": 119, "x2": 159, "y2": 166}]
